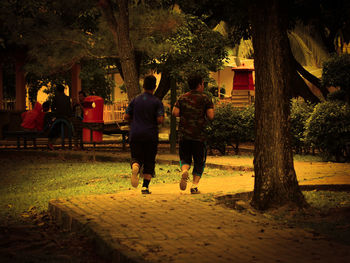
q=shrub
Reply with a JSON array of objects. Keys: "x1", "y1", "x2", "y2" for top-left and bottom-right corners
[
  {"x1": 327, "y1": 89, "x2": 347, "y2": 102},
  {"x1": 206, "y1": 102, "x2": 254, "y2": 155},
  {"x1": 304, "y1": 101, "x2": 350, "y2": 161},
  {"x1": 290, "y1": 98, "x2": 314, "y2": 153},
  {"x1": 322, "y1": 54, "x2": 350, "y2": 103}
]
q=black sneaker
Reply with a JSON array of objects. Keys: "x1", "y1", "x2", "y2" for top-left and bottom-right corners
[
  {"x1": 190, "y1": 187, "x2": 200, "y2": 194},
  {"x1": 141, "y1": 187, "x2": 151, "y2": 194}
]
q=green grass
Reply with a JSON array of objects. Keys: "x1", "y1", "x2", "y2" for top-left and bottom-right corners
[
  {"x1": 0, "y1": 153, "x2": 240, "y2": 222},
  {"x1": 303, "y1": 190, "x2": 350, "y2": 212},
  {"x1": 293, "y1": 154, "x2": 324, "y2": 162}
]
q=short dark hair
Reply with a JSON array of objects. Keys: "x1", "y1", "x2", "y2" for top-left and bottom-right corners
[
  {"x1": 56, "y1": 84, "x2": 65, "y2": 93},
  {"x1": 188, "y1": 74, "x2": 203, "y2": 90},
  {"x1": 42, "y1": 101, "x2": 50, "y2": 110},
  {"x1": 79, "y1": 91, "x2": 86, "y2": 97},
  {"x1": 143, "y1": 75, "x2": 157, "y2": 91}
]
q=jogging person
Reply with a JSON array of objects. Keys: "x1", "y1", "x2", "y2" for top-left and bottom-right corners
[
  {"x1": 124, "y1": 75, "x2": 164, "y2": 194},
  {"x1": 172, "y1": 73, "x2": 214, "y2": 194}
]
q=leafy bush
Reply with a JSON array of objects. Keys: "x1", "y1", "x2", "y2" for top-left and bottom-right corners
[
  {"x1": 322, "y1": 54, "x2": 350, "y2": 103},
  {"x1": 290, "y1": 98, "x2": 314, "y2": 153},
  {"x1": 206, "y1": 102, "x2": 254, "y2": 155},
  {"x1": 327, "y1": 89, "x2": 347, "y2": 102},
  {"x1": 304, "y1": 101, "x2": 350, "y2": 161}
]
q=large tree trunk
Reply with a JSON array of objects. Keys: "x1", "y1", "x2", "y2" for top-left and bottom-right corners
[
  {"x1": 250, "y1": 0, "x2": 307, "y2": 210},
  {"x1": 99, "y1": 0, "x2": 140, "y2": 101}
]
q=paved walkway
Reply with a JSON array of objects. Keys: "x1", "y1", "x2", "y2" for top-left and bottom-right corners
[{"x1": 48, "y1": 151, "x2": 350, "y2": 263}]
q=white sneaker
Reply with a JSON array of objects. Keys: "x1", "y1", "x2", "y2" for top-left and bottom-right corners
[
  {"x1": 179, "y1": 170, "x2": 189, "y2": 190},
  {"x1": 131, "y1": 165, "x2": 139, "y2": 188}
]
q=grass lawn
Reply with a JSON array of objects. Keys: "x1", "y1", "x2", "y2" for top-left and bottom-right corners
[{"x1": 0, "y1": 151, "x2": 241, "y2": 223}]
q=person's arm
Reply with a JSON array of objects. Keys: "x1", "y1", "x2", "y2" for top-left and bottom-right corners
[
  {"x1": 172, "y1": 106, "x2": 180, "y2": 117},
  {"x1": 124, "y1": 113, "x2": 131, "y2": 122},
  {"x1": 157, "y1": 101, "x2": 165, "y2": 124},
  {"x1": 206, "y1": 108, "x2": 214, "y2": 120},
  {"x1": 124, "y1": 100, "x2": 134, "y2": 123},
  {"x1": 157, "y1": 115, "x2": 164, "y2": 124}
]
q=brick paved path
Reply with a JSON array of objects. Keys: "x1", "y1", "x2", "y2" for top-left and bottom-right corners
[
  {"x1": 49, "y1": 153, "x2": 350, "y2": 263},
  {"x1": 50, "y1": 191, "x2": 350, "y2": 263}
]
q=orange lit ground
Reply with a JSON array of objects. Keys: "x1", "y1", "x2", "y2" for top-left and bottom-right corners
[{"x1": 49, "y1": 151, "x2": 350, "y2": 263}]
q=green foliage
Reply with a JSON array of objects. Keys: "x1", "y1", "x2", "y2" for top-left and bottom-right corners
[
  {"x1": 206, "y1": 103, "x2": 254, "y2": 155},
  {"x1": 80, "y1": 59, "x2": 114, "y2": 103},
  {"x1": 151, "y1": 15, "x2": 228, "y2": 83},
  {"x1": 25, "y1": 59, "x2": 115, "y2": 104},
  {"x1": 327, "y1": 89, "x2": 348, "y2": 102},
  {"x1": 290, "y1": 98, "x2": 314, "y2": 153},
  {"x1": 26, "y1": 71, "x2": 71, "y2": 106},
  {"x1": 1, "y1": 63, "x2": 15, "y2": 100},
  {"x1": 322, "y1": 54, "x2": 350, "y2": 102},
  {"x1": 208, "y1": 86, "x2": 226, "y2": 99},
  {"x1": 304, "y1": 101, "x2": 350, "y2": 161}
]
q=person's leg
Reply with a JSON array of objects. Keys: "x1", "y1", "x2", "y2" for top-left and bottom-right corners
[
  {"x1": 71, "y1": 117, "x2": 83, "y2": 149},
  {"x1": 130, "y1": 141, "x2": 143, "y2": 188},
  {"x1": 179, "y1": 140, "x2": 192, "y2": 190},
  {"x1": 141, "y1": 141, "x2": 158, "y2": 194},
  {"x1": 47, "y1": 123, "x2": 60, "y2": 150},
  {"x1": 191, "y1": 141, "x2": 207, "y2": 194}
]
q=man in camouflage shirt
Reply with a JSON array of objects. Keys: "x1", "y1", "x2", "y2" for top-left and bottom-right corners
[{"x1": 172, "y1": 74, "x2": 214, "y2": 194}]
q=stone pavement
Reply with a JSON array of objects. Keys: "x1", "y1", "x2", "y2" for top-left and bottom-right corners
[{"x1": 48, "y1": 151, "x2": 350, "y2": 263}]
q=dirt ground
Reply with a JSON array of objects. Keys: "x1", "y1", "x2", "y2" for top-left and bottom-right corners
[{"x1": 0, "y1": 213, "x2": 108, "y2": 263}]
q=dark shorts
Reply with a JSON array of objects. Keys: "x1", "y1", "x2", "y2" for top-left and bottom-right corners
[
  {"x1": 130, "y1": 140, "x2": 158, "y2": 177},
  {"x1": 179, "y1": 140, "x2": 207, "y2": 177}
]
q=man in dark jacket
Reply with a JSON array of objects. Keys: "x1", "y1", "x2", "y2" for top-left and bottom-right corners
[{"x1": 124, "y1": 75, "x2": 164, "y2": 194}]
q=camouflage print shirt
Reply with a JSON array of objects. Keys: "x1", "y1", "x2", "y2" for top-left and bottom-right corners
[{"x1": 175, "y1": 90, "x2": 214, "y2": 142}]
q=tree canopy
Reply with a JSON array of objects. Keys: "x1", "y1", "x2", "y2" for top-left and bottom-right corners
[{"x1": 1, "y1": 0, "x2": 228, "y2": 101}]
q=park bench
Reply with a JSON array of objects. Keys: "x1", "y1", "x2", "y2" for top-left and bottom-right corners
[
  {"x1": 82, "y1": 121, "x2": 129, "y2": 150},
  {"x1": 1, "y1": 110, "x2": 129, "y2": 150},
  {"x1": 0, "y1": 110, "x2": 73, "y2": 149}
]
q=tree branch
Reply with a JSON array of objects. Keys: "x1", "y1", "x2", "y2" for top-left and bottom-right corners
[
  {"x1": 98, "y1": 0, "x2": 119, "y2": 42},
  {"x1": 292, "y1": 55, "x2": 329, "y2": 98}
]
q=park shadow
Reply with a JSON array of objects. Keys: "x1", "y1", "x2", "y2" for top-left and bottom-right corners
[{"x1": 215, "y1": 185, "x2": 350, "y2": 245}]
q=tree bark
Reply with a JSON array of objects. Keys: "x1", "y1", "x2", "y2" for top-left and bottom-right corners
[
  {"x1": 99, "y1": 0, "x2": 140, "y2": 101},
  {"x1": 154, "y1": 70, "x2": 171, "y2": 100},
  {"x1": 250, "y1": 0, "x2": 307, "y2": 210},
  {"x1": 290, "y1": 67, "x2": 320, "y2": 104},
  {"x1": 169, "y1": 77, "x2": 177, "y2": 154},
  {"x1": 292, "y1": 56, "x2": 329, "y2": 99}
]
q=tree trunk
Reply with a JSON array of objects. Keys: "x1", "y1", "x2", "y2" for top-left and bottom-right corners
[
  {"x1": 169, "y1": 77, "x2": 177, "y2": 154},
  {"x1": 292, "y1": 56, "x2": 328, "y2": 99},
  {"x1": 0, "y1": 63, "x2": 3, "y2": 110},
  {"x1": 250, "y1": 0, "x2": 307, "y2": 210},
  {"x1": 290, "y1": 67, "x2": 320, "y2": 104},
  {"x1": 154, "y1": 70, "x2": 171, "y2": 100},
  {"x1": 99, "y1": 0, "x2": 140, "y2": 101}
]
